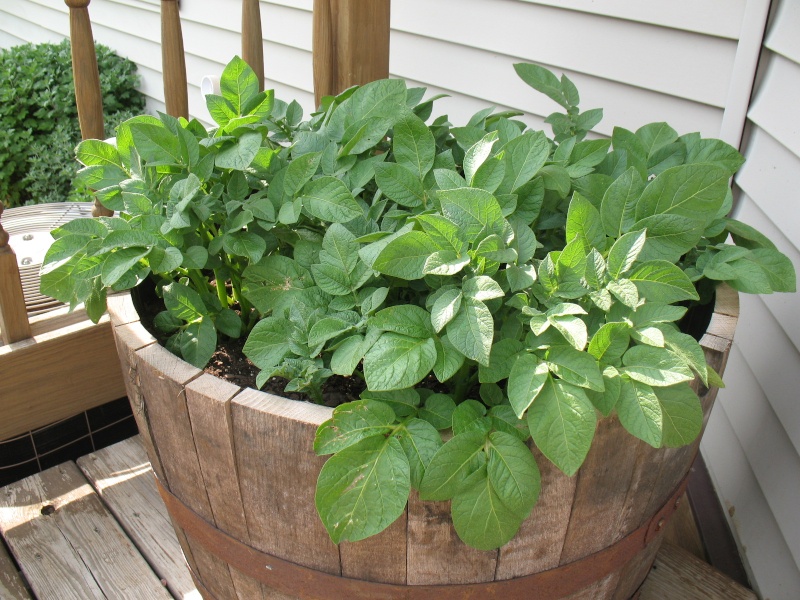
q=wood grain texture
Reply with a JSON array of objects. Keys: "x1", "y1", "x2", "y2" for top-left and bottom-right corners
[
  {"x1": 312, "y1": 0, "x2": 390, "y2": 105},
  {"x1": 0, "y1": 250, "x2": 31, "y2": 345},
  {"x1": 406, "y1": 491, "x2": 497, "y2": 584},
  {"x1": 242, "y1": 0, "x2": 264, "y2": 91},
  {"x1": 0, "y1": 462, "x2": 172, "y2": 600},
  {"x1": 0, "y1": 316, "x2": 126, "y2": 440},
  {"x1": 0, "y1": 537, "x2": 31, "y2": 600},
  {"x1": 161, "y1": 0, "x2": 189, "y2": 118},
  {"x1": 230, "y1": 389, "x2": 341, "y2": 579},
  {"x1": 496, "y1": 446, "x2": 577, "y2": 579},
  {"x1": 185, "y1": 375, "x2": 265, "y2": 600},
  {"x1": 663, "y1": 493, "x2": 705, "y2": 561},
  {"x1": 132, "y1": 342, "x2": 236, "y2": 599},
  {"x1": 77, "y1": 437, "x2": 197, "y2": 600},
  {"x1": 640, "y1": 543, "x2": 757, "y2": 600},
  {"x1": 340, "y1": 509, "x2": 407, "y2": 584}
]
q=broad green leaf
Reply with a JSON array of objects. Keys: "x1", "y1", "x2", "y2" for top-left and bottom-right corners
[
  {"x1": 419, "y1": 393, "x2": 457, "y2": 430},
  {"x1": 548, "y1": 315, "x2": 588, "y2": 351},
  {"x1": 655, "y1": 383, "x2": 703, "y2": 447},
  {"x1": 480, "y1": 338, "x2": 525, "y2": 384},
  {"x1": 373, "y1": 231, "x2": 441, "y2": 280},
  {"x1": 180, "y1": 318, "x2": 217, "y2": 368},
  {"x1": 607, "y1": 230, "x2": 647, "y2": 279},
  {"x1": 320, "y1": 223, "x2": 359, "y2": 273},
  {"x1": 214, "y1": 309, "x2": 242, "y2": 338},
  {"x1": 360, "y1": 389, "x2": 420, "y2": 419},
  {"x1": 462, "y1": 276, "x2": 505, "y2": 301},
  {"x1": 300, "y1": 176, "x2": 363, "y2": 223},
  {"x1": 220, "y1": 56, "x2": 260, "y2": 114},
  {"x1": 566, "y1": 192, "x2": 605, "y2": 249},
  {"x1": 661, "y1": 326, "x2": 708, "y2": 385},
  {"x1": 423, "y1": 250, "x2": 470, "y2": 276},
  {"x1": 622, "y1": 345, "x2": 694, "y2": 387},
  {"x1": 507, "y1": 353, "x2": 549, "y2": 418},
  {"x1": 283, "y1": 151, "x2": 322, "y2": 196},
  {"x1": 433, "y1": 335, "x2": 466, "y2": 383},
  {"x1": 307, "y1": 316, "x2": 356, "y2": 347},
  {"x1": 490, "y1": 405, "x2": 531, "y2": 441},
  {"x1": 636, "y1": 122, "x2": 678, "y2": 157},
  {"x1": 607, "y1": 279, "x2": 640, "y2": 309},
  {"x1": 685, "y1": 138, "x2": 745, "y2": 175},
  {"x1": 162, "y1": 281, "x2": 206, "y2": 322},
  {"x1": 371, "y1": 305, "x2": 434, "y2": 338},
  {"x1": 374, "y1": 162, "x2": 425, "y2": 207},
  {"x1": 632, "y1": 326, "x2": 665, "y2": 347},
  {"x1": 438, "y1": 187, "x2": 505, "y2": 242},
  {"x1": 363, "y1": 333, "x2": 437, "y2": 391},
  {"x1": 452, "y1": 400, "x2": 490, "y2": 436},
  {"x1": 514, "y1": 63, "x2": 568, "y2": 108},
  {"x1": 215, "y1": 132, "x2": 262, "y2": 170},
  {"x1": 393, "y1": 113, "x2": 436, "y2": 177},
  {"x1": 101, "y1": 248, "x2": 149, "y2": 287},
  {"x1": 527, "y1": 377, "x2": 597, "y2": 476},
  {"x1": 243, "y1": 317, "x2": 292, "y2": 371},
  {"x1": 315, "y1": 436, "x2": 410, "y2": 543},
  {"x1": 242, "y1": 256, "x2": 314, "y2": 315},
  {"x1": 635, "y1": 164, "x2": 729, "y2": 224},
  {"x1": 600, "y1": 167, "x2": 644, "y2": 238},
  {"x1": 431, "y1": 289, "x2": 463, "y2": 333},
  {"x1": 77, "y1": 139, "x2": 123, "y2": 168},
  {"x1": 617, "y1": 378, "x2": 662, "y2": 447},
  {"x1": 419, "y1": 431, "x2": 488, "y2": 500},
  {"x1": 415, "y1": 214, "x2": 463, "y2": 253},
  {"x1": 464, "y1": 131, "x2": 499, "y2": 183},
  {"x1": 130, "y1": 122, "x2": 181, "y2": 165},
  {"x1": 395, "y1": 418, "x2": 443, "y2": 489},
  {"x1": 634, "y1": 214, "x2": 703, "y2": 263},
  {"x1": 588, "y1": 322, "x2": 631, "y2": 362},
  {"x1": 546, "y1": 345, "x2": 604, "y2": 391},
  {"x1": 314, "y1": 400, "x2": 395, "y2": 455},
  {"x1": 330, "y1": 335, "x2": 367, "y2": 376},
  {"x1": 628, "y1": 261, "x2": 700, "y2": 303},
  {"x1": 487, "y1": 431, "x2": 541, "y2": 516},
  {"x1": 222, "y1": 231, "x2": 267, "y2": 263},
  {"x1": 447, "y1": 297, "x2": 494, "y2": 366},
  {"x1": 588, "y1": 366, "x2": 622, "y2": 416}
]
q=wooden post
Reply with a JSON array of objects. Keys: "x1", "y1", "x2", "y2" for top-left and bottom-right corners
[
  {"x1": 0, "y1": 203, "x2": 32, "y2": 345},
  {"x1": 242, "y1": 0, "x2": 265, "y2": 91},
  {"x1": 65, "y1": 0, "x2": 112, "y2": 217},
  {"x1": 161, "y1": 0, "x2": 189, "y2": 119},
  {"x1": 312, "y1": 0, "x2": 391, "y2": 106}
]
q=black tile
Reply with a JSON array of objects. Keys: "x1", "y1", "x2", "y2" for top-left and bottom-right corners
[
  {"x1": 0, "y1": 433, "x2": 36, "y2": 468},
  {"x1": 87, "y1": 397, "x2": 133, "y2": 431},
  {"x1": 32, "y1": 414, "x2": 90, "y2": 455},
  {"x1": 38, "y1": 437, "x2": 93, "y2": 471},
  {"x1": 0, "y1": 458, "x2": 40, "y2": 488},
  {"x1": 91, "y1": 417, "x2": 139, "y2": 450}
]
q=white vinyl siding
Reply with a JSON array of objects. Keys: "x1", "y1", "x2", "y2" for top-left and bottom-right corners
[{"x1": 2, "y1": 1, "x2": 798, "y2": 596}]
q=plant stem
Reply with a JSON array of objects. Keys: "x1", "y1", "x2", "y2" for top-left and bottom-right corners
[{"x1": 213, "y1": 269, "x2": 229, "y2": 308}]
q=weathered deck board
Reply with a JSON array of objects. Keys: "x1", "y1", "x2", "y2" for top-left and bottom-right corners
[
  {"x1": 0, "y1": 537, "x2": 32, "y2": 600},
  {"x1": 0, "y1": 461, "x2": 172, "y2": 600},
  {"x1": 76, "y1": 436, "x2": 199, "y2": 600},
  {"x1": 0, "y1": 436, "x2": 757, "y2": 600}
]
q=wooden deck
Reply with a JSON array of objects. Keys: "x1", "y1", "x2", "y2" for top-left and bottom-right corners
[{"x1": 0, "y1": 436, "x2": 757, "y2": 600}]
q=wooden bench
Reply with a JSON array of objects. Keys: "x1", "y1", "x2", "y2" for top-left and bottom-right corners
[{"x1": 0, "y1": 436, "x2": 756, "y2": 600}]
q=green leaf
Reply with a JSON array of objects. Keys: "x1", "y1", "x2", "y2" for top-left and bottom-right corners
[
  {"x1": 180, "y1": 318, "x2": 217, "y2": 368},
  {"x1": 660, "y1": 326, "x2": 708, "y2": 384},
  {"x1": 431, "y1": 289, "x2": 463, "y2": 333},
  {"x1": 315, "y1": 436, "x2": 410, "y2": 543},
  {"x1": 373, "y1": 162, "x2": 425, "y2": 207},
  {"x1": 487, "y1": 431, "x2": 541, "y2": 516},
  {"x1": 499, "y1": 131, "x2": 551, "y2": 193},
  {"x1": 314, "y1": 400, "x2": 395, "y2": 455},
  {"x1": 447, "y1": 297, "x2": 494, "y2": 366},
  {"x1": 490, "y1": 405, "x2": 531, "y2": 441},
  {"x1": 419, "y1": 394, "x2": 457, "y2": 430},
  {"x1": 527, "y1": 377, "x2": 596, "y2": 476},
  {"x1": 393, "y1": 113, "x2": 436, "y2": 177},
  {"x1": 514, "y1": 63, "x2": 568, "y2": 108},
  {"x1": 621, "y1": 345, "x2": 694, "y2": 387},
  {"x1": 419, "y1": 431, "x2": 488, "y2": 501},
  {"x1": 395, "y1": 418, "x2": 443, "y2": 489},
  {"x1": 438, "y1": 187, "x2": 505, "y2": 243},
  {"x1": 607, "y1": 230, "x2": 647, "y2": 279},
  {"x1": 588, "y1": 322, "x2": 631, "y2": 362},
  {"x1": 546, "y1": 345, "x2": 604, "y2": 391},
  {"x1": 371, "y1": 305, "x2": 434, "y2": 338},
  {"x1": 636, "y1": 122, "x2": 678, "y2": 157},
  {"x1": 222, "y1": 231, "x2": 267, "y2": 263},
  {"x1": 242, "y1": 256, "x2": 314, "y2": 315},
  {"x1": 363, "y1": 333, "x2": 437, "y2": 391},
  {"x1": 548, "y1": 315, "x2": 588, "y2": 351},
  {"x1": 600, "y1": 167, "x2": 645, "y2": 238},
  {"x1": 284, "y1": 151, "x2": 322, "y2": 196},
  {"x1": 130, "y1": 122, "x2": 181, "y2": 165},
  {"x1": 242, "y1": 317, "x2": 292, "y2": 370},
  {"x1": 655, "y1": 384, "x2": 703, "y2": 447},
  {"x1": 507, "y1": 353, "x2": 550, "y2": 418},
  {"x1": 373, "y1": 231, "x2": 441, "y2": 280},
  {"x1": 423, "y1": 250, "x2": 470, "y2": 276},
  {"x1": 182, "y1": 246, "x2": 209, "y2": 270},
  {"x1": 479, "y1": 338, "x2": 525, "y2": 384},
  {"x1": 452, "y1": 400, "x2": 490, "y2": 436},
  {"x1": 464, "y1": 131, "x2": 499, "y2": 183},
  {"x1": 101, "y1": 248, "x2": 149, "y2": 287},
  {"x1": 462, "y1": 276, "x2": 504, "y2": 301},
  {"x1": 588, "y1": 366, "x2": 622, "y2": 416},
  {"x1": 566, "y1": 192, "x2": 605, "y2": 249},
  {"x1": 634, "y1": 214, "x2": 703, "y2": 263},
  {"x1": 215, "y1": 309, "x2": 242, "y2": 338},
  {"x1": 635, "y1": 164, "x2": 730, "y2": 224},
  {"x1": 617, "y1": 378, "x2": 662, "y2": 447},
  {"x1": 215, "y1": 131, "x2": 262, "y2": 170},
  {"x1": 77, "y1": 139, "x2": 123, "y2": 168},
  {"x1": 628, "y1": 261, "x2": 700, "y2": 303},
  {"x1": 300, "y1": 176, "x2": 363, "y2": 223},
  {"x1": 433, "y1": 335, "x2": 466, "y2": 383},
  {"x1": 220, "y1": 56, "x2": 260, "y2": 114},
  {"x1": 330, "y1": 335, "x2": 367, "y2": 376}
]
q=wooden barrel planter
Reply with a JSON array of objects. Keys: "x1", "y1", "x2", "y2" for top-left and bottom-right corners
[{"x1": 106, "y1": 284, "x2": 738, "y2": 600}]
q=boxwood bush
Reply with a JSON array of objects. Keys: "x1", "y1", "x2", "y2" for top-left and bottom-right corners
[{"x1": 0, "y1": 39, "x2": 146, "y2": 207}]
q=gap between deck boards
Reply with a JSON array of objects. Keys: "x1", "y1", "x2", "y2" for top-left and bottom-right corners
[{"x1": 0, "y1": 435, "x2": 757, "y2": 600}]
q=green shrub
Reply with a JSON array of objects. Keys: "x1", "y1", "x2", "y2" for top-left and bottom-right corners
[{"x1": 0, "y1": 39, "x2": 145, "y2": 207}]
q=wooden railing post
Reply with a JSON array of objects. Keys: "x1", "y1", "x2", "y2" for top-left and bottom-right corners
[
  {"x1": 65, "y1": 0, "x2": 113, "y2": 217},
  {"x1": 161, "y1": 0, "x2": 189, "y2": 119},
  {"x1": 312, "y1": 0, "x2": 391, "y2": 106},
  {"x1": 242, "y1": 0, "x2": 265, "y2": 91},
  {"x1": 0, "y1": 203, "x2": 32, "y2": 345}
]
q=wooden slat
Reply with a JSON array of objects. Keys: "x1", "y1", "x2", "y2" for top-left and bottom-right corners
[
  {"x1": 76, "y1": 437, "x2": 198, "y2": 600},
  {"x1": 663, "y1": 493, "x2": 706, "y2": 561},
  {"x1": 0, "y1": 252, "x2": 31, "y2": 345},
  {"x1": 0, "y1": 462, "x2": 172, "y2": 600},
  {"x1": 640, "y1": 543, "x2": 757, "y2": 599},
  {"x1": 185, "y1": 375, "x2": 266, "y2": 600},
  {"x1": 339, "y1": 510, "x2": 408, "y2": 584},
  {"x1": 242, "y1": 0, "x2": 265, "y2": 90},
  {"x1": 0, "y1": 538, "x2": 31, "y2": 600},
  {"x1": 161, "y1": 0, "x2": 189, "y2": 118}
]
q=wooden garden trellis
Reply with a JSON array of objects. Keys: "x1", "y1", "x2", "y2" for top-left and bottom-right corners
[{"x1": 0, "y1": 0, "x2": 391, "y2": 440}]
